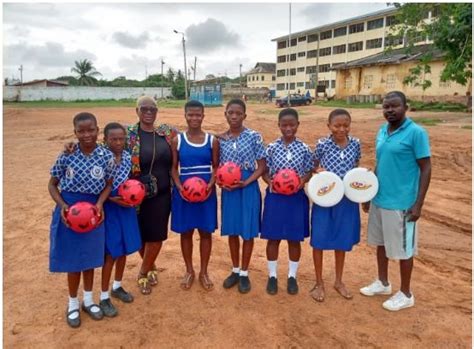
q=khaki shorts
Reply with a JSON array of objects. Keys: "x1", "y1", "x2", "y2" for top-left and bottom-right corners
[{"x1": 367, "y1": 203, "x2": 418, "y2": 260}]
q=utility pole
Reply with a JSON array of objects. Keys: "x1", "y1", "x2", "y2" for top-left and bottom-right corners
[
  {"x1": 18, "y1": 65, "x2": 23, "y2": 84},
  {"x1": 193, "y1": 56, "x2": 197, "y2": 81},
  {"x1": 145, "y1": 64, "x2": 148, "y2": 80},
  {"x1": 239, "y1": 63, "x2": 243, "y2": 95},
  {"x1": 173, "y1": 30, "x2": 188, "y2": 100},
  {"x1": 161, "y1": 59, "x2": 165, "y2": 98}
]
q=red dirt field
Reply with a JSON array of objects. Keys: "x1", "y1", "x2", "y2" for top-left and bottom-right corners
[{"x1": 3, "y1": 104, "x2": 472, "y2": 348}]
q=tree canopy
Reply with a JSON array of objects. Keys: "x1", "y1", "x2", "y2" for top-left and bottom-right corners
[{"x1": 71, "y1": 59, "x2": 102, "y2": 86}]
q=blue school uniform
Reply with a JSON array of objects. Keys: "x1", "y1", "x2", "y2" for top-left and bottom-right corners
[
  {"x1": 103, "y1": 150, "x2": 142, "y2": 259},
  {"x1": 49, "y1": 145, "x2": 116, "y2": 272},
  {"x1": 311, "y1": 136, "x2": 361, "y2": 251},
  {"x1": 261, "y1": 138, "x2": 312, "y2": 241},
  {"x1": 171, "y1": 132, "x2": 217, "y2": 233},
  {"x1": 219, "y1": 128, "x2": 265, "y2": 240}
]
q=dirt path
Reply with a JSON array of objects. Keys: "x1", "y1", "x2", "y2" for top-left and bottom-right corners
[{"x1": 4, "y1": 104, "x2": 471, "y2": 348}]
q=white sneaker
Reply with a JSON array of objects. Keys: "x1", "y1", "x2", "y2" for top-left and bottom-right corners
[
  {"x1": 359, "y1": 279, "x2": 392, "y2": 296},
  {"x1": 382, "y1": 291, "x2": 415, "y2": 311}
]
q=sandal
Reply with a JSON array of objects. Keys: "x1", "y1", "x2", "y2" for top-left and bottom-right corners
[
  {"x1": 137, "y1": 275, "x2": 152, "y2": 295},
  {"x1": 147, "y1": 269, "x2": 159, "y2": 286},
  {"x1": 180, "y1": 272, "x2": 195, "y2": 290},
  {"x1": 199, "y1": 273, "x2": 214, "y2": 291},
  {"x1": 310, "y1": 284, "x2": 325, "y2": 302},
  {"x1": 334, "y1": 283, "x2": 353, "y2": 300}
]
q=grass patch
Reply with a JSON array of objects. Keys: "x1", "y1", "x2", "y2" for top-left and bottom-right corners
[
  {"x1": 3, "y1": 98, "x2": 187, "y2": 108},
  {"x1": 408, "y1": 101, "x2": 468, "y2": 112},
  {"x1": 413, "y1": 117, "x2": 443, "y2": 126},
  {"x1": 314, "y1": 99, "x2": 377, "y2": 109},
  {"x1": 461, "y1": 125, "x2": 472, "y2": 130}
]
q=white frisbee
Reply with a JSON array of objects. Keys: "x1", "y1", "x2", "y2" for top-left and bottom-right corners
[
  {"x1": 307, "y1": 171, "x2": 345, "y2": 207},
  {"x1": 343, "y1": 167, "x2": 379, "y2": 203}
]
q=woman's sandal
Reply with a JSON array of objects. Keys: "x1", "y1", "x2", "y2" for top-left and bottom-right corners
[
  {"x1": 199, "y1": 273, "x2": 214, "y2": 291},
  {"x1": 310, "y1": 284, "x2": 325, "y2": 302},
  {"x1": 147, "y1": 269, "x2": 159, "y2": 287},
  {"x1": 334, "y1": 284, "x2": 353, "y2": 300},
  {"x1": 137, "y1": 275, "x2": 152, "y2": 295},
  {"x1": 180, "y1": 272, "x2": 195, "y2": 290}
]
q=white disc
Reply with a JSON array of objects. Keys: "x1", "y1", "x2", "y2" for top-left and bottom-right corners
[
  {"x1": 343, "y1": 167, "x2": 379, "y2": 203},
  {"x1": 307, "y1": 171, "x2": 345, "y2": 207}
]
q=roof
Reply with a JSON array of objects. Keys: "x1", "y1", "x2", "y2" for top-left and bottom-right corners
[
  {"x1": 272, "y1": 7, "x2": 397, "y2": 41},
  {"x1": 13, "y1": 79, "x2": 69, "y2": 86},
  {"x1": 331, "y1": 44, "x2": 444, "y2": 70},
  {"x1": 247, "y1": 62, "x2": 276, "y2": 75}
]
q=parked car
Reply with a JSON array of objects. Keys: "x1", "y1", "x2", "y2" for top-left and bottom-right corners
[{"x1": 275, "y1": 94, "x2": 312, "y2": 108}]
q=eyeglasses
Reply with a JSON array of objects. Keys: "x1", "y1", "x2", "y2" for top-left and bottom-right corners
[{"x1": 139, "y1": 106, "x2": 158, "y2": 114}]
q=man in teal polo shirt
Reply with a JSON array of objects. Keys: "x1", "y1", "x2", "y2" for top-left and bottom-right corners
[{"x1": 360, "y1": 91, "x2": 431, "y2": 311}]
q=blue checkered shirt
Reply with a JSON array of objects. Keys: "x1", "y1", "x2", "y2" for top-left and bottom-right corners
[
  {"x1": 266, "y1": 138, "x2": 313, "y2": 177},
  {"x1": 112, "y1": 151, "x2": 132, "y2": 190},
  {"x1": 314, "y1": 136, "x2": 361, "y2": 178},
  {"x1": 219, "y1": 128, "x2": 266, "y2": 171}
]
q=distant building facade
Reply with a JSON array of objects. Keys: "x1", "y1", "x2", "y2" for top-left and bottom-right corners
[
  {"x1": 246, "y1": 62, "x2": 276, "y2": 89},
  {"x1": 13, "y1": 79, "x2": 69, "y2": 87}
]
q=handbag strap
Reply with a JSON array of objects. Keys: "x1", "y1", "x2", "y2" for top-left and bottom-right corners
[{"x1": 148, "y1": 131, "x2": 156, "y2": 176}]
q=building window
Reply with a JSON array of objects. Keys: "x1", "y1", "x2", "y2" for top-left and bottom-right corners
[
  {"x1": 289, "y1": 83, "x2": 295, "y2": 90},
  {"x1": 319, "y1": 47, "x2": 332, "y2": 56},
  {"x1": 320, "y1": 30, "x2": 332, "y2": 40},
  {"x1": 386, "y1": 15, "x2": 398, "y2": 26},
  {"x1": 247, "y1": 76, "x2": 251, "y2": 82},
  {"x1": 384, "y1": 36, "x2": 403, "y2": 47},
  {"x1": 252, "y1": 76, "x2": 255, "y2": 81},
  {"x1": 333, "y1": 44, "x2": 346, "y2": 54},
  {"x1": 277, "y1": 55, "x2": 287, "y2": 63},
  {"x1": 349, "y1": 22, "x2": 364, "y2": 34},
  {"x1": 272, "y1": 76, "x2": 276, "y2": 81},
  {"x1": 298, "y1": 36, "x2": 306, "y2": 42},
  {"x1": 277, "y1": 69, "x2": 286, "y2": 77},
  {"x1": 297, "y1": 82, "x2": 305, "y2": 87},
  {"x1": 256, "y1": 76, "x2": 259, "y2": 81},
  {"x1": 298, "y1": 51, "x2": 306, "y2": 57},
  {"x1": 344, "y1": 77, "x2": 352, "y2": 89},
  {"x1": 277, "y1": 83, "x2": 285, "y2": 90},
  {"x1": 432, "y1": 5, "x2": 440, "y2": 18},
  {"x1": 290, "y1": 68, "x2": 296, "y2": 76},
  {"x1": 366, "y1": 38, "x2": 383, "y2": 49},
  {"x1": 308, "y1": 34, "x2": 319, "y2": 43},
  {"x1": 385, "y1": 74, "x2": 396, "y2": 89},
  {"x1": 290, "y1": 38, "x2": 297, "y2": 46},
  {"x1": 289, "y1": 53, "x2": 297, "y2": 61},
  {"x1": 307, "y1": 49, "x2": 318, "y2": 58},
  {"x1": 318, "y1": 64, "x2": 331, "y2": 73},
  {"x1": 306, "y1": 65, "x2": 317, "y2": 74},
  {"x1": 331, "y1": 80, "x2": 336, "y2": 88},
  {"x1": 408, "y1": 32, "x2": 426, "y2": 45},
  {"x1": 367, "y1": 18, "x2": 384, "y2": 30},
  {"x1": 297, "y1": 67, "x2": 305, "y2": 72},
  {"x1": 348, "y1": 41, "x2": 363, "y2": 52},
  {"x1": 278, "y1": 41, "x2": 287, "y2": 49},
  {"x1": 334, "y1": 26, "x2": 347, "y2": 37},
  {"x1": 261, "y1": 75, "x2": 265, "y2": 81},
  {"x1": 363, "y1": 75, "x2": 374, "y2": 89}
]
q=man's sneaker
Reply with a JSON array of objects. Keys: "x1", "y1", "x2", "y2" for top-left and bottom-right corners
[
  {"x1": 99, "y1": 298, "x2": 118, "y2": 317},
  {"x1": 238, "y1": 276, "x2": 251, "y2": 294},
  {"x1": 223, "y1": 272, "x2": 240, "y2": 289},
  {"x1": 111, "y1": 287, "x2": 134, "y2": 303},
  {"x1": 360, "y1": 280, "x2": 392, "y2": 296},
  {"x1": 382, "y1": 291, "x2": 415, "y2": 311},
  {"x1": 287, "y1": 277, "x2": 299, "y2": 295},
  {"x1": 266, "y1": 277, "x2": 278, "y2": 295}
]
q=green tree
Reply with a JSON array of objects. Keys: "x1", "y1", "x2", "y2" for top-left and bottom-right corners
[
  {"x1": 166, "y1": 68, "x2": 175, "y2": 83},
  {"x1": 71, "y1": 59, "x2": 102, "y2": 86},
  {"x1": 172, "y1": 69, "x2": 186, "y2": 99},
  {"x1": 388, "y1": 3, "x2": 472, "y2": 89}
]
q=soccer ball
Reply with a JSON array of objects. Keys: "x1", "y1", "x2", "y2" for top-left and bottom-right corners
[
  {"x1": 272, "y1": 169, "x2": 300, "y2": 195},
  {"x1": 181, "y1": 177, "x2": 208, "y2": 203},
  {"x1": 119, "y1": 179, "x2": 146, "y2": 206},
  {"x1": 216, "y1": 162, "x2": 242, "y2": 186},
  {"x1": 66, "y1": 201, "x2": 100, "y2": 233}
]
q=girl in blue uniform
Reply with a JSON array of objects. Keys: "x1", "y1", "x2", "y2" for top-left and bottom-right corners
[
  {"x1": 310, "y1": 109, "x2": 361, "y2": 302},
  {"x1": 48, "y1": 112, "x2": 115, "y2": 328},
  {"x1": 99, "y1": 123, "x2": 142, "y2": 317},
  {"x1": 171, "y1": 100, "x2": 218, "y2": 291},
  {"x1": 261, "y1": 108, "x2": 313, "y2": 295},
  {"x1": 217, "y1": 98, "x2": 266, "y2": 294}
]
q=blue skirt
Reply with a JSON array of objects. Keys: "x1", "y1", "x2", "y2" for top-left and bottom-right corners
[
  {"x1": 261, "y1": 188, "x2": 309, "y2": 242},
  {"x1": 49, "y1": 192, "x2": 105, "y2": 273},
  {"x1": 310, "y1": 196, "x2": 360, "y2": 251},
  {"x1": 104, "y1": 189, "x2": 142, "y2": 259},
  {"x1": 171, "y1": 174, "x2": 217, "y2": 234},
  {"x1": 221, "y1": 170, "x2": 261, "y2": 240}
]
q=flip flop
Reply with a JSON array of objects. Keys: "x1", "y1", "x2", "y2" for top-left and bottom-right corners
[
  {"x1": 199, "y1": 273, "x2": 214, "y2": 291},
  {"x1": 310, "y1": 284, "x2": 325, "y2": 302},
  {"x1": 137, "y1": 276, "x2": 152, "y2": 295},
  {"x1": 334, "y1": 284, "x2": 353, "y2": 300},
  {"x1": 180, "y1": 272, "x2": 195, "y2": 290},
  {"x1": 147, "y1": 270, "x2": 159, "y2": 286}
]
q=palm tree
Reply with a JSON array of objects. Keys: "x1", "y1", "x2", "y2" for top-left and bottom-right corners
[{"x1": 71, "y1": 59, "x2": 102, "y2": 86}]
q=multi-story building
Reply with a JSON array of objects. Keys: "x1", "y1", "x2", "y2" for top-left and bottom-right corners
[
  {"x1": 246, "y1": 62, "x2": 276, "y2": 90},
  {"x1": 271, "y1": 7, "x2": 437, "y2": 98}
]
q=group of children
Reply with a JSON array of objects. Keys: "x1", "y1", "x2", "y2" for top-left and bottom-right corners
[{"x1": 49, "y1": 98, "x2": 363, "y2": 329}]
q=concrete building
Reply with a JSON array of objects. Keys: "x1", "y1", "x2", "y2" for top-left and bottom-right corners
[
  {"x1": 332, "y1": 44, "x2": 471, "y2": 104},
  {"x1": 14, "y1": 79, "x2": 69, "y2": 87},
  {"x1": 272, "y1": 7, "x2": 438, "y2": 98},
  {"x1": 246, "y1": 62, "x2": 276, "y2": 89}
]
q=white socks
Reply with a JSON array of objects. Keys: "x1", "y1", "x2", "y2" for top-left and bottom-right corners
[
  {"x1": 288, "y1": 260, "x2": 299, "y2": 278},
  {"x1": 112, "y1": 280, "x2": 121, "y2": 291},
  {"x1": 239, "y1": 270, "x2": 248, "y2": 277},
  {"x1": 268, "y1": 260, "x2": 278, "y2": 278},
  {"x1": 100, "y1": 291, "x2": 109, "y2": 301},
  {"x1": 83, "y1": 290, "x2": 100, "y2": 312},
  {"x1": 68, "y1": 297, "x2": 80, "y2": 319},
  {"x1": 232, "y1": 267, "x2": 240, "y2": 274}
]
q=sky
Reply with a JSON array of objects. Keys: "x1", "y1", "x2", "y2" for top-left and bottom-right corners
[{"x1": 3, "y1": 2, "x2": 389, "y2": 82}]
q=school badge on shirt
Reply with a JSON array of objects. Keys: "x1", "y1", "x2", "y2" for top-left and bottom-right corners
[
  {"x1": 66, "y1": 166, "x2": 74, "y2": 179},
  {"x1": 91, "y1": 166, "x2": 104, "y2": 179}
]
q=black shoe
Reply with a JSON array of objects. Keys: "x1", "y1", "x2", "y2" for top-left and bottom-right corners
[
  {"x1": 287, "y1": 277, "x2": 299, "y2": 295},
  {"x1": 111, "y1": 287, "x2": 134, "y2": 303},
  {"x1": 266, "y1": 277, "x2": 278, "y2": 295},
  {"x1": 81, "y1": 303, "x2": 104, "y2": 320},
  {"x1": 99, "y1": 298, "x2": 118, "y2": 317},
  {"x1": 66, "y1": 308, "x2": 81, "y2": 328},
  {"x1": 223, "y1": 272, "x2": 240, "y2": 289},
  {"x1": 238, "y1": 276, "x2": 251, "y2": 294}
]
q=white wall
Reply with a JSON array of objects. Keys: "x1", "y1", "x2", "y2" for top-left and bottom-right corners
[{"x1": 3, "y1": 86, "x2": 172, "y2": 102}]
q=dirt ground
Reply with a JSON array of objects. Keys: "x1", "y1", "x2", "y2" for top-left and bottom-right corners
[{"x1": 3, "y1": 103, "x2": 472, "y2": 348}]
